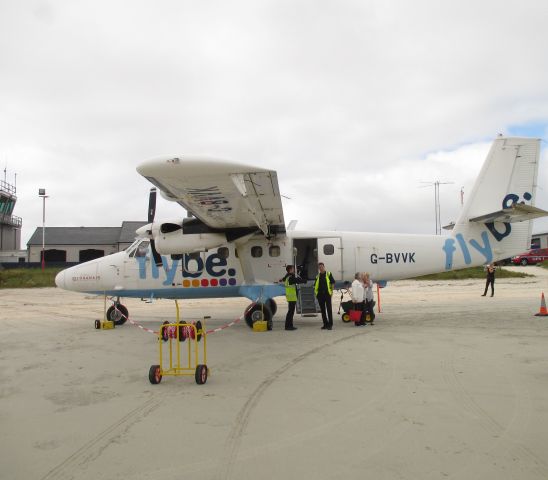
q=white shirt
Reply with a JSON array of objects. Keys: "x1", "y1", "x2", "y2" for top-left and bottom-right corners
[
  {"x1": 363, "y1": 279, "x2": 374, "y2": 301},
  {"x1": 351, "y1": 279, "x2": 365, "y2": 302}
]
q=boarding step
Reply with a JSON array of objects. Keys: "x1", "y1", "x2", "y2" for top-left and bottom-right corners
[{"x1": 296, "y1": 284, "x2": 320, "y2": 315}]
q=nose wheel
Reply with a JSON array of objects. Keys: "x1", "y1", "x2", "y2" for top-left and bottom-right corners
[{"x1": 106, "y1": 304, "x2": 128, "y2": 325}]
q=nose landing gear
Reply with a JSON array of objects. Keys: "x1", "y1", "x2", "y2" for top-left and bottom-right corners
[{"x1": 106, "y1": 303, "x2": 128, "y2": 325}]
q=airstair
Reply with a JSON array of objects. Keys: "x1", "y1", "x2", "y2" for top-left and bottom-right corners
[{"x1": 296, "y1": 284, "x2": 320, "y2": 315}]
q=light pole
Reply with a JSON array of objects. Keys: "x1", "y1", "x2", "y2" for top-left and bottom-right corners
[{"x1": 38, "y1": 188, "x2": 48, "y2": 270}]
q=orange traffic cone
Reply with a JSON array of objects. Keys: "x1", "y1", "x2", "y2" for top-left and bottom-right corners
[{"x1": 535, "y1": 292, "x2": 548, "y2": 317}]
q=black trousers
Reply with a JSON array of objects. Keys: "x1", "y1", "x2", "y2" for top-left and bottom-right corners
[
  {"x1": 484, "y1": 278, "x2": 495, "y2": 295},
  {"x1": 285, "y1": 301, "x2": 296, "y2": 328},
  {"x1": 317, "y1": 294, "x2": 333, "y2": 327}
]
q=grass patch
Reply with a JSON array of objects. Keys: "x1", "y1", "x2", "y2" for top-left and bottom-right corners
[
  {"x1": 0, "y1": 267, "x2": 64, "y2": 288},
  {"x1": 539, "y1": 260, "x2": 548, "y2": 269},
  {"x1": 412, "y1": 266, "x2": 532, "y2": 280}
]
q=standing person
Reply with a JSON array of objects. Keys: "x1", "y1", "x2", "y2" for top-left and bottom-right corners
[
  {"x1": 351, "y1": 273, "x2": 365, "y2": 327},
  {"x1": 280, "y1": 265, "x2": 305, "y2": 330},
  {"x1": 481, "y1": 263, "x2": 496, "y2": 297},
  {"x1": 315, "y1": 262, "x2": 336, "y2": 330},
  {"x1": 362, "y1": 272, "x2": 376, "y2": 324}
]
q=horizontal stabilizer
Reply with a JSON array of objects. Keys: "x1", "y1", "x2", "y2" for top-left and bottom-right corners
[{"x1": 469, "y1": 203, "x2": 548, "y2": 224}]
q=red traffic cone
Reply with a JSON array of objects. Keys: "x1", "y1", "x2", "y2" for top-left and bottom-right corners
[{"x1": 535, "y1": 292, "x2": 548, "y2": 317}]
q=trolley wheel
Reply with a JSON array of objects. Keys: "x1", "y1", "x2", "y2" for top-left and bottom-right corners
[
  {"x1": 94, "y1": 319, "x2": 101, "y2": 329},
  {"x1": 341, "y1": 313, "x2": 351, "y2": 323},
  {"x1": 178, "y1": 322, "x2": 186, "y2": 342},
  {"x1": 195, "y1": 321, "x2": 203, "y2": 342},
  {"x1": 149, "y1": 365, "x2": 162, "y2": 384},
  {"x1": 106, "y1": 304, "x2": 128, "y2": 326},
  {"x1": 161, "y1": 321, "x2": 169, "y2": 342},
  {"x1": 195, "y1": 364, "x2": 208, "y2": 385}
]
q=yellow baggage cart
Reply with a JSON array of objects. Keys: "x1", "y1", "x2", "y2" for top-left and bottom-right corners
[{"x1": 148, "y1": 303, "x2": 209, "y2": 385}]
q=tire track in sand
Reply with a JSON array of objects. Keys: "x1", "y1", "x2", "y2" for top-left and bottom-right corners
[
  {"x1": 39, "y1": 396, "x2": 162, "y2": 480},
  {"x1": 441, "y1": 353, "x2": 548, "y2": 478},
  {"x1": 216, "y1": 329, "x2": 370, "y2": 480}
]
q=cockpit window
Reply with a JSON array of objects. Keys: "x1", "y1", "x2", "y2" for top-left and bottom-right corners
[
  {"x1": 129, "y1": 240, "x2": 150, "y2": 258},
  {"x1": 126, "y1": 240, "x2": 140, "y2": 257},
  {"x1": 135, "y1": 240, "x2": 150, "y2": 258}
]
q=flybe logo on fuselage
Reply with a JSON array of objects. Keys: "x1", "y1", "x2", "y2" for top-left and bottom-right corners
[{"x1": 136, "y1": 252, "x2": 237, "y2": 287}]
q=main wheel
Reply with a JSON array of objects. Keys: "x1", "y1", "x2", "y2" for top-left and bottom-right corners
[
  {"x1": 266, "y1": 298, "x2": 277, "y2": 316},
  {"x1": 521, "y1": 258, "x2": 528, "y2": 266},
  {"x1": 149, "y1": 365, "x2": 162, "y2": 384},
  {"x1": 106, "y1": 304, "x2": 128, "y2": 325},
  {"x1": 195, "y1": 364, "x2": 208, "y2": 385},
  {"x1": 341, "y1": 312, "x2": 351, "y2": 323},
  {"x1": 244, "y1": 303, "x2": 273, "y2": 330}
]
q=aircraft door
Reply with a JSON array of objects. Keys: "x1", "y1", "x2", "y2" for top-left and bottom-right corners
[{"x1": 317, "y1": 237, "x2": 343, "y2": 281}]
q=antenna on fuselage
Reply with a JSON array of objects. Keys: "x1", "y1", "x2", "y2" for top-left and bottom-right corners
[{"x1": 419, "y1": 180, "x2": 454, "y2": 235}]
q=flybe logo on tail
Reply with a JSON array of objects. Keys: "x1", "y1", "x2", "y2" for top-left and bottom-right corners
[{"x1": 442, "y1": 192, "x2": 531, "y2": 269}]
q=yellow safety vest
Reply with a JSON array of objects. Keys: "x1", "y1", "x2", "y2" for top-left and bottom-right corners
[
  {"x1": 284, "y1": 276, "x2": 297, "y2": 302},
  {"x1": 314, "y1": 271, "x2": 333, "y2": 295}
]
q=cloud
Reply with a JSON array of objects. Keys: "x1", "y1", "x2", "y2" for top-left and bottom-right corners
[{"x1": 2, "y1": 1, "x2": 548, "y2": 246}]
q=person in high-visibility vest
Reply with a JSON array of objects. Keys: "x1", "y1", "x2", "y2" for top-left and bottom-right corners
[
  {"x1": 280, "y1": 265, "x2": 305, "y2": 330},
  {"x1": 314, "y1": 262, "x2": 336, "y2": 330}
]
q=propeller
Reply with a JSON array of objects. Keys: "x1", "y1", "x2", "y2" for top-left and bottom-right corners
[
  {"x1": 147, "y1": 188, "x2": 163, "y2": 267},
  {"x1": 148, "y1": 187, "x2": 157, "y2": 223}
]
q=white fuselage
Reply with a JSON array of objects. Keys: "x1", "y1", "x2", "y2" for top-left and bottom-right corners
[{"x1": 55, "y1": 225, "x2": 507, "y2": 302}]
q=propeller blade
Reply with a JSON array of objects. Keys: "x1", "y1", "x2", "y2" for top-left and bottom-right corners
[
  {"x1": 148, "y1": 188, "x2": 157, "y2": 223},
  {"x1": 150, "y1": 239, "x2": 163, "y2": 267}
]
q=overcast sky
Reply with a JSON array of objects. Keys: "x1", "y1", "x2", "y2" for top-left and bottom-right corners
[{"x1": 2, "y1": 0, "x2": 548, "y2": 246}]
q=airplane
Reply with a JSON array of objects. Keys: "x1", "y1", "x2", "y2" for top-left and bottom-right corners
[{"x1": 55, "y1": 136, "x2": 547, "y2": 328}]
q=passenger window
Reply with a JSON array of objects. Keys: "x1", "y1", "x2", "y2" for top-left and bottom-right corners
[
  {"x1": 218, "y1": 247, "x2": 229, "y2": 259},
  {"x1": 269, "y1": 246, "x2": 280, "y2": 257},
  {"x1": 323, "y1": 244, "x2": 335, "y2": 255},
  {"x1": 251, "y1": 246, "x2": 263, "y2": 258}
]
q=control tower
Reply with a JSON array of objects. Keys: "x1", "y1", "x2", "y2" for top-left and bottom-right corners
[{"x1": 0, "y1": 177, "x2": 22, "y2": 251}]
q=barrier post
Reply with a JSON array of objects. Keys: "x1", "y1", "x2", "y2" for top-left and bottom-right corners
[{"x1": 376, "y1": 283, "x2": 382, "y2": 313}]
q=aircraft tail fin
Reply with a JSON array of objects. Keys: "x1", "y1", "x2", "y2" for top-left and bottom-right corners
[{"x1": 451, "y1": 136, "x2": 544, "y2": 263}]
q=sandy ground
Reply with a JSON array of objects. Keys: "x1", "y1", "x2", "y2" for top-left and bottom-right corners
[{"x1": 1, "y1": 266, "x2": 548, "y2": 480}]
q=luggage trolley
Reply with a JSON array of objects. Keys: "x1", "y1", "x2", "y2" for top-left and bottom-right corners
[{"x1": 148, "y1": 301, "x2": 209, "y2": 385}]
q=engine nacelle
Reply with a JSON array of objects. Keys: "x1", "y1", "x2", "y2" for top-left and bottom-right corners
[{"x1": 155, "y1": 231, "x2": 227, "y2": 254}]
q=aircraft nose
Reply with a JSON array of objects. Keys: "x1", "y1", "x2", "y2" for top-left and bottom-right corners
[{"x1": 55, "y1": 270, "x2": 66, "y2": 289}]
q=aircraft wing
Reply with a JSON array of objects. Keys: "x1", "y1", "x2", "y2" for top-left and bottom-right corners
[
  {"x1": 469, "y1": 203, "x2": 548, "y2": 223},
  {"x1": 137, "y1": 157, "x2": 285, "y2": 235}
]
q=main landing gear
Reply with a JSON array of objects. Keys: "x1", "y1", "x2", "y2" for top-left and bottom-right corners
[{"x1": 244, "y1": 299, "x2": 277, "y2": 330}]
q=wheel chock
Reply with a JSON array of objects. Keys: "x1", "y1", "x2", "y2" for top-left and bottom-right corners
[{"x1": 94, "y1": 319, "x2": 115, "y2": 330}]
